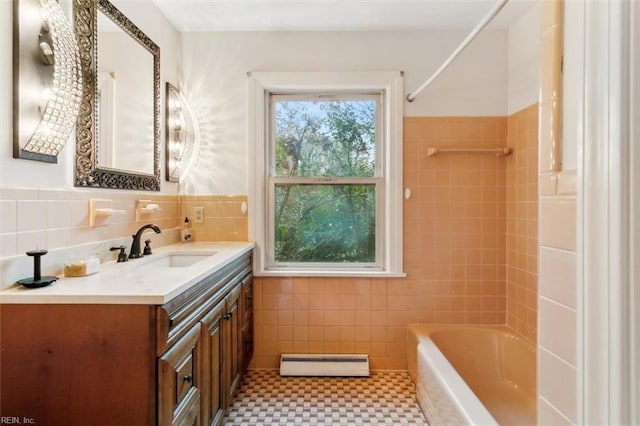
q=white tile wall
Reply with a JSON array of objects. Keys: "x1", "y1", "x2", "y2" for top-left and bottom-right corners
[
  {"x1": 539, "y1": 296, "x2": 577, "y2": 364},
  {"x1": 538, "y1": 347, "x2": 577, "y2": 421},
  {"x1": 0, "y1": 186, "x2": 183, "y2": 290},
  {"x1": 16, "y1": 200, "x2": 46, "y2": 232},
  {"x1": 0, "y1": 200, "x2": 16, "y2": 233},
  {"x1": 539, "y1": 197, "x2": 576, "y2": 251},
  {"x1": 539, "y1": 247, "x2": 576, "y2": 308},
  {"x1": 16, "y1": 230, "x2": 47, "y2": 254},
  {"x1": 539, "y1": 397, "x2": 574, "y2": 425},
  {"x1": 537, "y1": 1, "x2": 578, "y2": 422},
  {"x1": 0, "y1": 233, "x2": 17, "y2": 258},
  {"x1": 46, "y1": 200, "x2": 73, "y2": 228}
]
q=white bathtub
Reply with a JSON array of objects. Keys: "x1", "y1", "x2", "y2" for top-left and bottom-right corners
[{"x1": 407, "y1": 324, "x2": 536, "y2": 426}]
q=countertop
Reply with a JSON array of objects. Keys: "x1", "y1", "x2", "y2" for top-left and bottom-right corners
[{"x1": 0, "y1": 242, "x2": 254, "y2": 305}]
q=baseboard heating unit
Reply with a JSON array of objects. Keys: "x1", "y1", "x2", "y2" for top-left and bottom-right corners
[{"x1": 280, "y1": 354, "x2": 370, "y2": 377}]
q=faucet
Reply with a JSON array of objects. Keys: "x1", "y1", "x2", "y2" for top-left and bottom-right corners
[{"x1": 129, "y1": 224, "x2": 161, "y2": 259}]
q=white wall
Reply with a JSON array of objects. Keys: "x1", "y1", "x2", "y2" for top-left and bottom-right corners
[
  {"x1": 0, "y1": 0, "x2": 181, "y2": 194},
  {"x1": 179, "y1": 30, "x2": 508, "y2": 195},
  {"x1": 507, "y1": 1, "x2": 540, "y2": 114}
]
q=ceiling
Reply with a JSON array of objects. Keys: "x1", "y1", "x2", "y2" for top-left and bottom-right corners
[{"x1": 150, "y1": 0, "x2": 537, "y2": 32}]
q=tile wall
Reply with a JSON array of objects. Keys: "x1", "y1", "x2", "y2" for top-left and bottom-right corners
[
  {"x1": 0, "y1": 189, "x2": 248, "y2": 289},
  {"x1": 536, "y1": 0, "x2": 578, "y2": 424},
  {"x1": 252, "y1": 115, "x2": 512, "y2": 370},
  {"x1": 180, "y1": 195, "x2": 248, "y2": 241},
  {"x1": 505, "y1": 103, "x2": 539, "y2": 343},
  {"x1": 0, "y1": 188, "x2": 181, "y2": 259}
]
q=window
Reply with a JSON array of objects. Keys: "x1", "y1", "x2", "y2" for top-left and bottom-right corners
[{"x1": 249, "y1": 72, "x2": 404, "y2": 277}]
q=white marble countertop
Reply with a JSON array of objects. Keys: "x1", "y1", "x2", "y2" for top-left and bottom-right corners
[{"x1": 0, "y1": 242, "x2": 254, "y2": 305}]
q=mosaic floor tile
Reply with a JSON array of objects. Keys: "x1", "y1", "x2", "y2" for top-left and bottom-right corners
[{"x1": 223, "y1": 370, "x2": 428, "y2": 425}]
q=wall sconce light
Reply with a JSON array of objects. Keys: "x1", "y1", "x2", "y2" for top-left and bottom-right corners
[
  {"x1": 13, "y1": 0, "x2": 83, "y2": 163},
  {"x1": 165, "y1": 82, "x2": 200, "y2": 182}
]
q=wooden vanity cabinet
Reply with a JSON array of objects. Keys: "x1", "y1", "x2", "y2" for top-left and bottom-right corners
[
  {"x1": 0, "y1": 251, "x2": 253, "y2": 426},
  {"x1": 156, "y1": 253, "x2": 252, "y2": 426}
]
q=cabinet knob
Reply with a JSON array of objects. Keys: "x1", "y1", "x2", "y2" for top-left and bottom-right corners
[
  {"x1": 183, "y1": 374, "x2": 192, "y2": 383},
  {"x1": 223, "y1": 312, "x2": 232, "y2": 320}
]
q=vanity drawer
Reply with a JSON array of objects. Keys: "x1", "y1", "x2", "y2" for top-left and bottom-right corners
[{"x1": 158, "y1": 323, "x2": 201, "y2": 426}]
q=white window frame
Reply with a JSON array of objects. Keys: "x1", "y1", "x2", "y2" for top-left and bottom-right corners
[{"x1": 248, "y1": 72, "x2": 404, "y2": 277}]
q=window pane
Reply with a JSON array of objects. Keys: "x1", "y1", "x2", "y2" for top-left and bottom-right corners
[
  {"x1": 274, "y1": 99, "x2": 376, "y2": 178},
  {"x1": 274, "y1": 184, "x2": 376, "y2": 263}
]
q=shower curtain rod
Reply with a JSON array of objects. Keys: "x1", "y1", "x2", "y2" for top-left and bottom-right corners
[{"x1": 406, "y1": 0, "x2": 509, "y2": 102}]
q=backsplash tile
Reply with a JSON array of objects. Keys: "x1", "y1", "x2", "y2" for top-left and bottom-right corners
[
  {"x1": 0, "y1": 233, "x2": 17, "y2": 258},
  {"x1": 16, "y1": 200, "x2": 46, "y2": 232},
  {"x1": 0, "y1": 189, "x2": 249, "y2": 290},
  {"x1": 16, "y1": 230, "x2": 47, "y2": 254},
  {"x1": 181, "y1": 195, "x2": 249, "y2": 241},
  {"x1": 0, "y1": 200, "x2": 16, "y2": 233}
]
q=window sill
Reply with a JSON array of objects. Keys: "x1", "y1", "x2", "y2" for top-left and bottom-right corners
[{"x1": 255, "y1": 269, "x2": 407, "y2": 278}]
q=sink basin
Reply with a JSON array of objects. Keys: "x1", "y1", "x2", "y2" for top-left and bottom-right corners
[{"x1": 136, "y1": 251, "x2": 217, "y2": 268}]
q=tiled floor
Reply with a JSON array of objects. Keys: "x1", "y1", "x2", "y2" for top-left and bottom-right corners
[{"x1": 223, "y1": 370, "x2": 428, "y2": 425}]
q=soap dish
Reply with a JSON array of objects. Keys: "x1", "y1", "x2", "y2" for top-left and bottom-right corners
[{"x1": 64, "y1": 256, "x2": 100, "y2": 277}]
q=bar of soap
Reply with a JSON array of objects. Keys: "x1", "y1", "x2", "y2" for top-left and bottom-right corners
[{"x1": 64, "y1": 256, "x2": 100, "y2": 277}]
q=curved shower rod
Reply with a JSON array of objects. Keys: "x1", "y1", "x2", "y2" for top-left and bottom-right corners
[{"x1": 406, "y1": 0, "x2": 509, "y2": 102}]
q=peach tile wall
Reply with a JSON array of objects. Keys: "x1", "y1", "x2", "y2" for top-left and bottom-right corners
[
  {"x1": 505, "y1": 103, "x2": 539, "y2": 343},
  {"x1": 403, "y1": 117, "x2": 509, "y2": 326},
  {"x1": 536, "y1": 1, "x2": 578, "y2": 424},
  {"x1": 180, "y1": 195, "x2": 249, "y2": 241},
  {"x1": 252, "y1": 116, "x2": 511, "y2": 370}
]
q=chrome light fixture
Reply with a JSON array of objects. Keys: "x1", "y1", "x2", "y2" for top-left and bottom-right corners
[
  {"x1": 165, "y1": 82, "x2": 199, "y2": 182},
  {"x1": 13, "y1": 0, "x2": 83, "y2": 163}
]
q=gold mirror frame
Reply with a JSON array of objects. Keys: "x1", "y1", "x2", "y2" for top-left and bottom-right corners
[{"x1": 73, "y1": 0, "x2": 160, "y2": 191}]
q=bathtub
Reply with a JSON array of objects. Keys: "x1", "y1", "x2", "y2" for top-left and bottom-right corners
[{"x1": 407, "y1": 324, "x2": 536, "y2": 426}]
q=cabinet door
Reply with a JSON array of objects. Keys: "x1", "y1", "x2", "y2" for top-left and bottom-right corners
[
  {"x1": 158, "y1": 323, "x2": 201, "y2": 426},
  {"x1": 223, "y1": 284, "x2": 242, "y2": 407},
  {"x1": 200, "y1": 299, "x2": 226, "y2": 426},
  {"x1": 241, "y1": 275, "x2": 254, "y2": 371},
  {"x1": 241, "y1": 274, "x2": 253, "y2": 324},
  {"x1": 172, "y1": 392, "x2": 201, "y2": 426}
]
